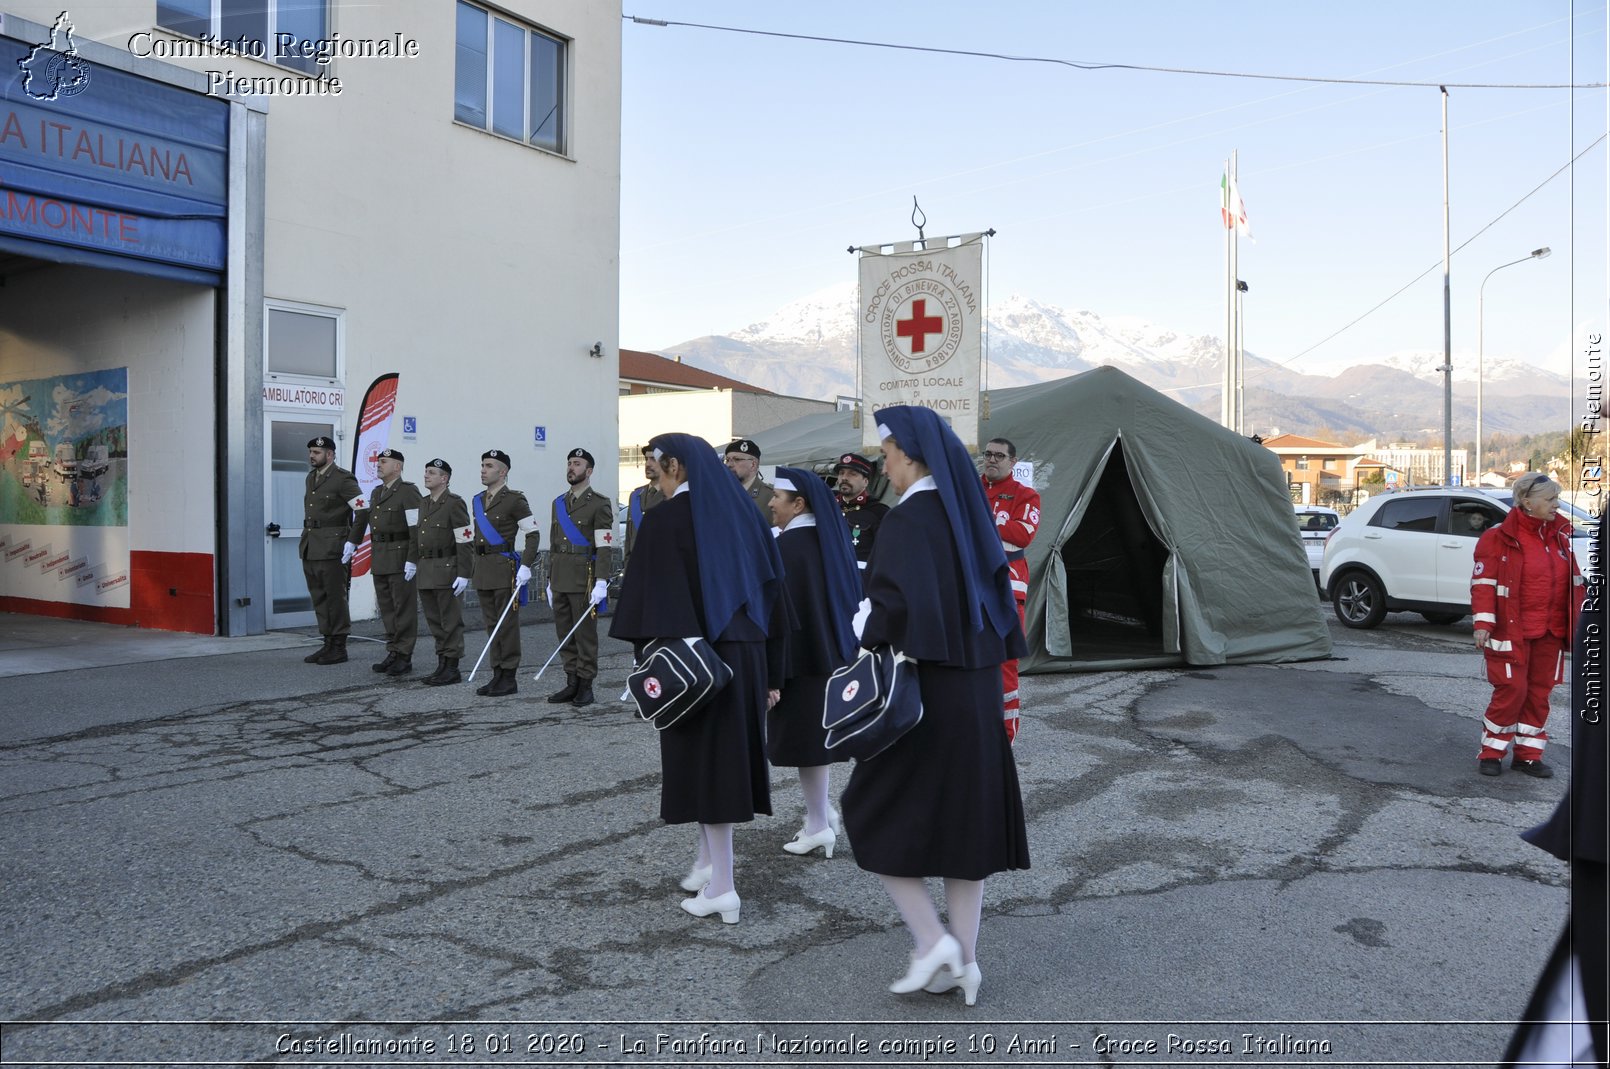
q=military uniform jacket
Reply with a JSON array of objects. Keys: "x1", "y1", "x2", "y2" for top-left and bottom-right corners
[
  {"x1": 415, "y1": 491, "x2": 473, "y2": 589},
  {"x1": 300, "y1": 465, "x2": 369, "y2": 561},
  {"x1": 549, "y1": 486, "x2": 616, "y2": 593},
  {"x1": 624, "y1": 481, "x2": 664, "y2": 562},
  {"x1": 841, "y1": 497, "x2": 890, "y2": 564},
  {"x1": 358, "y1": 479, "x2": 422, "y2": 575},
  {"x1": 746, "y1": 476, "x2": 775, "y2": 521},
  {"x1": 470, "y1": 486, "x2": 541, "y2": 588}
]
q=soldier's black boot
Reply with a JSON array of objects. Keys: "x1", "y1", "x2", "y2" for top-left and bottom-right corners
[
  {"x1": 432, "y1": 658, "x2": 461, "y2": 686},
  {"x1": 304, "y1": 637, "x2": 331, "y2": 663},
  {"x1": 420, "y1": 657, "x2": 446, "y2": 685},
  {"x1": 548, "y1": 674, "x2": 579, "y2": 703},
  {"x1": 385, "y1": 655, "x2": 413, "y2": 677},
  {"x1": 372, "y1": 651, "x2": 399, "y2": 673},
  {"x1": 317, "y1": 636, "x2": 348, "y2": 665},
  {"x1": 475, "y1": 669, "x2": 498, "y2": 696},
  {"x1": 570, "y1": 679, "x2": 595, "y2": 707},
  {"x1": 486, "y1": 668, "x2": 518, "y2": 697}
]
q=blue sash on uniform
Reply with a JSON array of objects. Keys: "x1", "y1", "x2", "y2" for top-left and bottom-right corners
[
  {"x1": 475, "y1": 492, "x2": 528, "y2": 605},
  {"x1": 553, "y1": 493, "x2": 605, "y2": 613},
  {"x1": 629, "y1": 487, "x2": 644, "y2": 532}
]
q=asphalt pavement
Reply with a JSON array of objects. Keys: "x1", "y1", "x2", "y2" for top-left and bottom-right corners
[{"x1": 0, "y1": 605, "x2": 1575, "y2": 1067}]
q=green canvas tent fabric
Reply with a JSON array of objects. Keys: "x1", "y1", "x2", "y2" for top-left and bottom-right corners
[{"x1": 763, "y1": 366, "x2": 1331, "y2": 671}]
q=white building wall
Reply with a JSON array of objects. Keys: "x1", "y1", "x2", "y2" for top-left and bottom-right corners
[{"x1": 617, "y1": 390, "x2": 735, "y2": 503}]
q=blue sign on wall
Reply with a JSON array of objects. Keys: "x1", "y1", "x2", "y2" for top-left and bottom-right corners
[
  {"x1": 0, "y1": 26, "x2": 228, "y2": 284},
  {"x1": 534, "y1": 426, "x2": 547, "y2": 447}
]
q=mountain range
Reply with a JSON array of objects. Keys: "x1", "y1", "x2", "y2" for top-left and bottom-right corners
[{"x1": 653, "y1": 283, "x2": 1576, "y2": 444}]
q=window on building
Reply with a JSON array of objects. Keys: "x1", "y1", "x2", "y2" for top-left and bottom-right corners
[
  {"x1": 266, "y1": 305, "x2": 341, "y2": 380},
  {"x1": 1295, "y1": 456, "x2": 1310, "y2": 471},
  {"x1": 455, "y1": 1, "x2": 568, "y2": 154},
  {"x1": 1371, "y1": 496, "x2": 1443, "y2": 534},
  {"x1": 157, "y1": 0, "x2": 328, "y2": 75}
]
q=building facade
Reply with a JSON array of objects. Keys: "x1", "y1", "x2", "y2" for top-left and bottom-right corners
[{"x1": 0, "y1": 2, "x2": 622, "y2": 634}]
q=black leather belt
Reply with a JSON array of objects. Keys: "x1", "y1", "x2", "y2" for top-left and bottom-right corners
[
  {"x1": 419, "y1": 546, "x2": 456, "y2": 559},
  {"x1": 372, "y1": 530, "x2": 409, "y2": 543},
  {"x1": 1005, "y1": 549, "x2": 1025, "y2": 562},
  {"x1": 305, "y1": 519, "x2": 323, "y2": 529},
  {"x1": 552, "y1": 544, "x2": 593, "y2": 555},
  {"x1": 476, "y1": 545, "x2": 514, "y2": 556}
]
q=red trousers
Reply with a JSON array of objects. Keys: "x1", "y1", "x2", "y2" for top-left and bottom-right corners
[
  {"x1": 1479, "y1": 633, "x2": 1566, "y2": 761},
  {"x1": 1001, "y1": 597, "x2": 1026, "y2": 716}
]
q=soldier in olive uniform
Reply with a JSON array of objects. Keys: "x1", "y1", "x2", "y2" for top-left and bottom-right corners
[
  {"x1": 723, "y1": 438, "x2": 773, "y2": 522},
  {"x1": 470, "y1": 449, "x2": 541, "y2": 697},
  {"x1": 301, "y1": 436, "x2": 370, "y2": 665},
  {"x1": 833, "y1": 452, "x2": 889, "y2": 574},
  {"x1": 355, "y1": 448, "x2": 423, "y2": 676},
  {"x1": 622, "y1": 445, "x2": 664, "y2": 568},
  {"x1": 545, "y1": 447, "x2": 616, "y2": 707},
  {"x1": 416, "y1": 458, "x2": 474, "y2": 686}
]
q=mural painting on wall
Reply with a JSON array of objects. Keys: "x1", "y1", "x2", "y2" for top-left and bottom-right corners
[{"x1": 0, "y1": 368, "x2": 131, "y2": 607}]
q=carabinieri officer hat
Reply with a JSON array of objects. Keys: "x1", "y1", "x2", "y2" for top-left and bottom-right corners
[
  {"x1": 567, "y1": 447, "x2": 595, "y2": 466},
  {"x1": 725, "y1": 439, "x2": 761, "y2": 459},
  {"x1": 482, "y1": 448, "x2": 512, "y2": 469},
  {"x1": 425, "y1": 458, "x2": 451, "y2": 475},
  {"x1": 377, "y1": 448, "x2": 404, "y2": 462},
  {"x1": 307, "y1": 435, "x2": 336, "y2": 450},
  {"x1": 834, "y1": 452, "x2": 875, "y2": 477}
]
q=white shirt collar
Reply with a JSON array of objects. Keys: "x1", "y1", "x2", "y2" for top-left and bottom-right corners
[
  {"x1": 898, "y1": 474, "x2": 937, "y2": 504},
  {"x1": 781, "y1": 512, "x2": 818, "y2": 532},
  {"x1": 671, "y1": 482, "x2": 690, "y2": 498}
]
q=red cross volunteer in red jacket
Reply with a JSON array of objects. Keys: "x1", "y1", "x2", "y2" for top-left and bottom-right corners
[
  {"x1": 1471, "y1": 472, "x2": 1584, "y2": 779},
  {"x1": 981, "y1": 438, "x2": 1040, "y2": 743}
]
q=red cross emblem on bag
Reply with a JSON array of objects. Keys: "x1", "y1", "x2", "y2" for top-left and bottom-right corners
[
  {"x1": 644, "y1": 677, "x2": 662, "y2": 699},
  {"x1": 841, "y1": 680, "x2": 860, "y2": 701}
]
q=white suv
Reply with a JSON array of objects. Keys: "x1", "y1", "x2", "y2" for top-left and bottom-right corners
[{"x1": 1320, "y1": 487, "x2": 1509, "y2": 629}]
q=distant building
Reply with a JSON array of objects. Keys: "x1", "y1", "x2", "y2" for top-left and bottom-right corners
[
  {"x1": 616, "y1": 349, "x2": 832, "y2": 502},
  {"x1": 1261, "y1": 434, "x2": 1372, "y2": 506},
  {"x1": 1358, "y1": 440, "x2": 1470, "y2": 487}
]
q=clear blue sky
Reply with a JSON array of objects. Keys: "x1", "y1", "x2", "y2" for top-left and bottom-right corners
[{"x1": 620, "y1": 2, "x2": 1607, "y2": 380}]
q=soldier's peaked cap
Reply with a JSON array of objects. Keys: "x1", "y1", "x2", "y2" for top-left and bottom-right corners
[
  {"x1": 481, "y1": 449, "x2": 511, "y2": 468},
  {"x1": 834, "y1": 453, "x2": 875, "y2": 476},
  {"x1": 307, "y1": 435, "x2": 336, "y2": 450},
  {"x1": 426, "y1": 458, "x2": 451, "y2": 474},
  {"x1": 567, "y1": 447, "x2": 595, "y2": 466},
  {"x1": 725, "y1": 439, "x2": 761, "y2": 458},
  {"x1": 377, "y1": 448, "x2": 404, "y2": 462}
]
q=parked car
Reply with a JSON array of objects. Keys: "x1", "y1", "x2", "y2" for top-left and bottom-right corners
[
  {"x1": 1480, "y1": 489, "x2": 1597, "y2": 578},
  {"x1": 1294, "y1": 505, "x2": 1340, "y2": 589},
  {"x1": 1320, "y1": 486, "x2": 1510, "y2": 629}
]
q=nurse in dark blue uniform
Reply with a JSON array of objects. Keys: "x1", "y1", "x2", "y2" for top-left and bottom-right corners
[
  {"x1": 843, "y1": 405, "x2": 1030, "y2": 1007},
  {"x1": 609, "y1": 433, "x2": 786, "y2": 926},
  {"x1": 766, "y1": 466, "x2": 861, "y2": 859}
]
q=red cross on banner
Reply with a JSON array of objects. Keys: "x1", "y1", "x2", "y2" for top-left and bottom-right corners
[{"x1": 895, "y1": 299, "x2": 944, "y2": 354}]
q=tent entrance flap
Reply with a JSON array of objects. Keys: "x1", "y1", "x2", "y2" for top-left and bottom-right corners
[{"x1": 1054, "y1": 438, "x2": 1171, "y2": 662}]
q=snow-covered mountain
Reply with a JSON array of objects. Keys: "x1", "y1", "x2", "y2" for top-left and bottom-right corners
[{"x1": 655, "y1": 283, "x2": 1576, "y2": 439}]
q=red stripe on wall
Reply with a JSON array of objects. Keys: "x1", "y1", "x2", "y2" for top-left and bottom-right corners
[{"x1": 0, "y1": 551, "x2": 214, "y2": 634}]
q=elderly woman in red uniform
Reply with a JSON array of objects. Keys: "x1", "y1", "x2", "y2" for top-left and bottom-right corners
[{"x1": 1471, "y1": 472, "x2": 1583, "y2": 778}]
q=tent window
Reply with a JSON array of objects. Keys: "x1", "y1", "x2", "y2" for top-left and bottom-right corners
[{"x1": 1056, "y1": 440, "x2": 1169, "y2": 659}]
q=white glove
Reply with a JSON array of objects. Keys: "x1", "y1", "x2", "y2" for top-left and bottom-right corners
[
  {"x1": 340, "y1": 542, "x2": 355, "y2": 564},
  {"x1": 589, "y1": 579, "x2": 609, "y2": 606},
  {"x1": 546, "y1": 582, "x2": 554, "y2": 606},
  {"x1": 515, "y1": 564, "x2": 532, "y2": 589},
  {"x1": 451, "y1": 577, "x2": 469, "y2": 597},
  {"x1": 403, "y1": 562, "x2": 417, "y2": 582},
  {"x1": 851, "y1": 597, "x2": 871, "y2": 640}
]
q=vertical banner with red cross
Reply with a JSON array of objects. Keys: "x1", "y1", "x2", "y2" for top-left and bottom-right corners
[
  {"x1": 348, "y1": 373, "x2": 399, "y2": 579},
  {"x1": 857, "y1": 234, "x2": 985, "y2": 450}
]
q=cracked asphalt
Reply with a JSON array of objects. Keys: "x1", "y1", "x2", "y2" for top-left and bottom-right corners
[{"x1": 0, "y1": 609, "x2": 1573, "y2": 1066}]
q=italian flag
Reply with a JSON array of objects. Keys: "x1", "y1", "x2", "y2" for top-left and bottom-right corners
[{"x1": 1220, "y1": 172, "x2": 1253, "y2": 240}]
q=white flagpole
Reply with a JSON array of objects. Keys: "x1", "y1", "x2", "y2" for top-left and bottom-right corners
[
  {"x1": 1222, "y1": 157, "x2": 1234, "y2": 430},
  {"x1": 1232, "y1": 150, "x2": 1244, "y2": 436}
]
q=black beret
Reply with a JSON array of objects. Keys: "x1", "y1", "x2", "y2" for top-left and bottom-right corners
[
  {"x1": 307, "y1": 436, "x2": 336, "y2": 450},
  {"x1": 377, "y1": 448, "x2": 404, "y2": 462},
  {"x1": 482, "y1": 449, "x2": 511, "y2": 468},
  {"x1": 725, "y1": 439, "x2": 761, "y2": 459},
  {"x1": 567, "y1": 447, "x2": 595, "y2": 466},
  {"x1": 834, "y1": 453, "x2": 875, "y2": 477},
  {"x1": 426, "y1": 458, "x2": 451, "y2": 475}
]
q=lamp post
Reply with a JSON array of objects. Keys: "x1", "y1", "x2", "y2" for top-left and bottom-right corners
[{"x1": 1477, "y1": 246, "x2": 1551, "y2": 480}]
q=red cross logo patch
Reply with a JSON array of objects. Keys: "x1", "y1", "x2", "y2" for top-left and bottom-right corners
[
  {"x1": 841, "y1": 680, "x2": 860, "y2": 702},
  {"x1": 644, "y1": 677, "x2": 662, "y2": 699}
]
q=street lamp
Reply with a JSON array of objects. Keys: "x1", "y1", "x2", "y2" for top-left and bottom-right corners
[{"x1": 1477, "y1": 246, "x2": 1551, "y2": 480}]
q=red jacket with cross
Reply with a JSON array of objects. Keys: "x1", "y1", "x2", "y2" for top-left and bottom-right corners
[
  {"x1": 1470, "y1": 507, "x2": 1582, "y2": 658},
  {"x1": 983, "y1": 473, "x2": 1041, "y2": 602}
]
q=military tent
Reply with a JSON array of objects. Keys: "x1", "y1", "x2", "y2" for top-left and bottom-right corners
[{"x1": 762, "y1": 366, "x2": 1331, "y2": 671}]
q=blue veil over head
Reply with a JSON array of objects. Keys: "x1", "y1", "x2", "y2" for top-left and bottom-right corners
[
  {"x1": 872, "y1": 405, "x2": 1019, "y2": 639},
  {"x1": 649, "y1": 432, "x2": 783, "y2": 637},
  {"x1": 774, "y1": 465, "x2": 860, "y2": 662}
]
